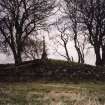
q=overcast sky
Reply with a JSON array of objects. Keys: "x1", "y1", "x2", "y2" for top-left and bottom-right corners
[
  {"x1": 0, "y1": 1, "x2": 96, "y2": 65},
  {"x1": 0, "y1": 45, "x2": 95, "y2": 65}
]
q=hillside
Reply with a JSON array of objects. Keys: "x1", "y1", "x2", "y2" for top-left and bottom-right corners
[{"x1": 0, "y1": 59, "x2": 105, "y2": 82}]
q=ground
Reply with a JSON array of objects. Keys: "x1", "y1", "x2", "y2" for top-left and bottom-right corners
[{"x1": 0, "y1": 82, "x2": 105, "y2": 105}]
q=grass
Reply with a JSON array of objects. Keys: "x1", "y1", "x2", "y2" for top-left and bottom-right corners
[
  {"x1": 0, "y1": 59, "x2": 105, "y2": 104},
  {"x1": 0, "y1": 82, "x2": 105, "y2": 105}
]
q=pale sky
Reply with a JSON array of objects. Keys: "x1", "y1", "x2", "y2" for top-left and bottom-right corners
[
  {"x1": 0, "y1": 30, "x2": 95, "y2": 66},
  {"x1": 0, "y1": 1, "x2": 96, "y2": 65},
  {"x1": 0, "y1": 37, "x2": 95, "y2": 65}
]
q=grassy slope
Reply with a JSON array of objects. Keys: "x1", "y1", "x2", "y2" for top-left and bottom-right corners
[
  {"x1": 0, "y1": 60, "x2": 105, "y2": 104},
  {"x1": 0, "y1": 82, "x2": 105, "y2": 105},
  {"x1": 0, "y1": 59, "x2": 105, "y2": 82},
  {"x1": 0, "y1": 59, "x2": 104, "y2": 82}
]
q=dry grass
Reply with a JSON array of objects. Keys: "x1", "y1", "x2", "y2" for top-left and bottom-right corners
[{"x1": 0, "y1": 82, "x2": 105, "y2": 105}]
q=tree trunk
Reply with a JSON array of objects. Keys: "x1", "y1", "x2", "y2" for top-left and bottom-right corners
[
  {"x1": 94, "y1": 46, "x2": 102, "y2": 66},
  {"x1": 102, "y1": 45, "x2": 105, "y2": 65},
  {"x1": 64, "y1": 42, "x2": 71, "y2": 62},
  {"x1": 15, "y1": 38, "x2": 22, "y2": 65},
  {"x1": 15, "y1": 55, "x2": 22, "y2": 65},
  {"x1": 74, "y1": 39, "x2": 84, "y2": 64},
  {"x1": 12, "y1": 47, "x2": 22, "y2": 65},
  {"x1": 73, "y1": 24, "x2": 84, "y2": 64},
  {"x1": 13, "y1": 52, "x2": 22, "y2": 66}
]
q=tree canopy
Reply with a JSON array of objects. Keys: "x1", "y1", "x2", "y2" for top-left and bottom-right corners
[{"x1": 0, "y1": 0, "x2": 55, "y2": 65}]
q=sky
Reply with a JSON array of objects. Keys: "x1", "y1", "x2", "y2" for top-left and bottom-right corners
[
  {"x1": 0, "y1": 46, "x2": 95, "y2": 65},
  {"x1": 0, "y1": 0, "x2": 96, "y2": 65},
  {"x1": 0, "y1": 29, "x2": 95, "y2": 66},
  {"x1": 0, "y1": 28, "x2": 95, "y2": 66},
  {"x1": 47, "y1": 32, "x2": 96, "y2": 66}
]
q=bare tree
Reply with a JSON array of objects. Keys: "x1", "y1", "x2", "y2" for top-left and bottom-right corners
[
  {"x1": 77, "y1": 0, "x2": 105, "y2": 66},
  {"x1": 0, "y1": 0, "x2": 55, "y2": 65},
  {"x1": 52, "y1": 19, "x2": 73, "y2": 62},
  {"x1": 63, "y1": 0, "x2": 105, "y2": 66},
  {"x1": 60, "y1": 0, "x2": 86, "y2": 64},
  {"x1": 41, "y1": 36, "x2": 48, "y2": 61},
  {"x1": 23, "y1": 36, "x2": 43, "y2": 60}
]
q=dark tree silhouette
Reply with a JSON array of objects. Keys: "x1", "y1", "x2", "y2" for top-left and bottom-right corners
[
  {"x1": 23, "y1": 37, "x2": 43, "y2": 60},
  {"x1": 64, "y1": 0, "x2": 105, "y2": 66},
  {"x1": 41, "y1": 36, "x2": 48, "y2": 61},
  {"x1": 55, "y1": 21, "x2": 72, "y2": 62},
  {"x1": 60, "y1": 0, "x2": 86, "y2": 64},
  {"x1": 0, "y1": 0, "x2": 55, "y2": 65}
]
